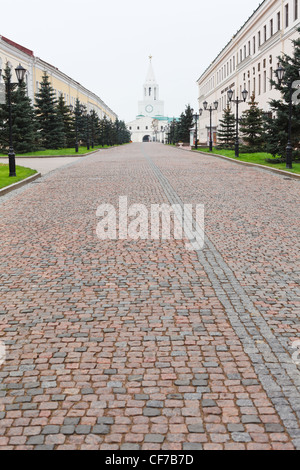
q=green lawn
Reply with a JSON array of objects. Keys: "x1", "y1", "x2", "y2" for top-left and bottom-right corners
[
  {"x1": 0, "y1": 145, "x2": 114, "y2": 157},
  {"x1": 194, "y1": 148, "x2": 300, "y2": 175},
  {"x1": 0, "y1": 164, "x2": 37, "y2": 189}
]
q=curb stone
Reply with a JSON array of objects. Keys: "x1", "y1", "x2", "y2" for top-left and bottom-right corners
[
  {"x1": 0, "y1": 172, "x2": 41, "y2": 196},
  {"x1": 174, "y1": 146, "x2": 300, "y2": 180}
]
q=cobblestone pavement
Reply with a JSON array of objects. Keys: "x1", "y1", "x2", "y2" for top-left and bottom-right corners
[{"x1": 0, "y1": 143, "x2": 299, "y2": 450}]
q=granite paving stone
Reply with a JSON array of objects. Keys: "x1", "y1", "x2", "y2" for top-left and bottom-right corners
[{"x1": 0, "y1": 143, "x2": 299, "y2": 450}]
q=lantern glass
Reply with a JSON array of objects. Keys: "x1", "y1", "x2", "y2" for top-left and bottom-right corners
[
  {"x1": 203, "y1": 101, "x2": 208, "y2": 110},
  {"x1": 242, "y1": 89, "x2": 248, "y2": 102},
  {"x1": 199, "y1": 108, "x2": 203, "y2": 116},
  {"x1": 275, "y1": 65, "x2": 285, "y2": 83},
  {"x1": 214, "y1": 100, "x2": 219, "y2": 110},
  {"x1": 227, "y1": 89, "x2": 234, "y2": 102},
  {"x1": 15, "y1": 64, "x2": 26, "y2": 83}
]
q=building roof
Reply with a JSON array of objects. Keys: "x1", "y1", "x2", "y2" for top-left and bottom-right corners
[
  {"x1": 1, "y1": 36, "x2": 34, "y2": 57},
  {"x1": 0, "y1": 34, "x2": 117, "y2": 119},
  {"x1": 197, "y1": 0, "x2": 266, "y2": 82}
]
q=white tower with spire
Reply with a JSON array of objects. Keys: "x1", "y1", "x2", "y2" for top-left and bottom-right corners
[{"x1": 138, "y1": 56, "x2": 164, "y2": 118}]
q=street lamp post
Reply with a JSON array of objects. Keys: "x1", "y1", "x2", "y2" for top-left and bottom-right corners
[
  {"x1": 69, "y1": 105, "x2": 79, "y2": 153},
  {"x1": 90, "y1": 111, "x2": 95, "y2": 149},
  {"x1": 274, "y1": 65, "x2": 300, "y2": 170},
  {"x1": 81, "y1": 106, "x2": 90, "y2": 151},
  {"x1": 165, "y1": 124, "x2": 170, "y2": 145},
  {"x1": 192, "y1": 111, "x2": 199, "y2": 150},
  {"x1": 201, "y1": 100, "x2": 219, "y2": 152},
  {"x1": 0, "y1": 64, "x2": 27, "y2": 177},
  {"x1": 227, "y1": 88, "x2": 248, "y2": 158}
]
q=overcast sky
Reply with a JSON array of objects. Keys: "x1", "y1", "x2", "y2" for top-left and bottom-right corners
[{"x1": 0, "y1": 0, "x2": 262, "y2": 122}]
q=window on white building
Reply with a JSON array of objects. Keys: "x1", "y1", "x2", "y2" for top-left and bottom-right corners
[
  {"x1": 277, "y1": 12, "x2": 281, "y2": 30},
  {"x1": 285, "y1": 4, "x2": 289, "y2": 27},
  {"x1": 295, "y1": 0, "x2": 298, "y2": 20},
  {"x1": 270, "y1": 19, "x2": 274, "y2": 36},
  {"x1": 270, "y1": 67, "x2": 273, "y2": 90}
]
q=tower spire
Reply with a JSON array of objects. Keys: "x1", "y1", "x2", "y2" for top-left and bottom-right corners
[{"x1": 145, "y1": 56, "x2": 156, "y2": 85}]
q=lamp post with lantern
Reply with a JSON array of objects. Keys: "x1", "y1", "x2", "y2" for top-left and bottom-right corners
[
  {"x1": 192, "y1": 111, "x2": 199, "y2": 150},
  {"x1": 69, "y1": 104, "x2": 79, "y2": 153},
  {"x1": 0, "y1": 64, "x2": 27, "y2": 177},
  {"x1": 81, "y1": 105, "x2": 90, "y2": 151},
  {"x1": 200, "y1": 100, "x2": 219, "y2": 152},
  {"x1": 227, "y1": 88, "x2": 248, "y2": 158},
  {"x1": 274, "y1": 65, "x2": 300, "y2": 170}
]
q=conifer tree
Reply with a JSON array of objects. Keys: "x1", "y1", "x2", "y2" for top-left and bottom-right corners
[
  {"x1": 35, "y1": 72, "x2": 65, "y2": 149},
  {"x1": 169, "y1": 119, "x2": 179, "y2": 145},
  {"x1": 264, "y1": 27, "x2": 300, "y2": 159},
  {"x1": 57, "y1": 94, "x2": 74, "y2": 148},
  {"x1": 0, "y1": 64, "x2": 38, "y2": 154},
  {"x1": 239, "y1": 93, "x2": 265, "y2": 151},
  {"x1": 177, "y1": 105, "x2": 194, "y2": 143},
  {"x1": 217, "y1": 105, "x2": 236, "y2": 148},
  {"x1": 100, "y1": 115, "x2": 112, "y2": 146},
  {"x1": 90, "y1": 109, "x2": 100, "y2": 147},
  {"x1": 73, "y1": 98, "x2": 83, "y2": 148}
]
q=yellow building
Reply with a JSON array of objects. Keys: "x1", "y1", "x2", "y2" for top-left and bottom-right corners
[{"x1": 0, "y1": 35, "x2": 117, "y2": 122}]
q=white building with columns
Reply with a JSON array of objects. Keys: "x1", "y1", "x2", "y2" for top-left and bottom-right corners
[
  {"x1": 127, "y1": 57, "x2": 173, "y2": 142},
  {"x1": 197, "y1": 0, "x2": 299, "y2": 146}
]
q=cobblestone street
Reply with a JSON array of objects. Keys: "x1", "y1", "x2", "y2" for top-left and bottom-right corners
[{"x1": 0, "y1": 142, "x2": 299, "y2": 450}]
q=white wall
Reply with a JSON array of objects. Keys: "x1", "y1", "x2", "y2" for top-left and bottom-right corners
[{"x1": 197, "y1": 0, "x2": 300, "y2": 145}]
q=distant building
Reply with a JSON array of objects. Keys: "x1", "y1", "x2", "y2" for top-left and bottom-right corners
[
  {"x1": 127, "y1": 57, "x2": 174, "y2": 143},
  {"x1": 197, "y1": 0, "x2": 300, "y2": 146},
  {"x1": 0, "y1": 35, "x2": 117, "y2": 121}
]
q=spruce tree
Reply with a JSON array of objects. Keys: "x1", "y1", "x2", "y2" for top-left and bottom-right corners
[
  {"x1": 264, "y1": 27, "x2": 300, "y2": 160},
  {"x1": 57, "y1": 94, "x2": 74, "y2": 148},
  {"x1": 100, "y1": 115, "x2": 112, "y2": 146},
  {"x1": 90, "y1": 110, "x2": 100, "y2": 147},
  {"x1": 169, "y1": 119, "x2": 179, "y2": 145},
  {"x1": 217, "y1": 105, "x2": 236, "y2": 149},
  {"x1": 177, "y1": 105, "x2": 194, "y2": 143},
  {"x1": 0, "y1": 64, "x2": 38, "y2": 154},
  {"x1": 239, "y1": 93, "x2": 265, "y2": 151},
  {"x1": 35, "y1": 72, "x2": 65, "y2": 149},
  {"x1": 73, "y1": 98, "x2": 83, "y2": 148}
]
